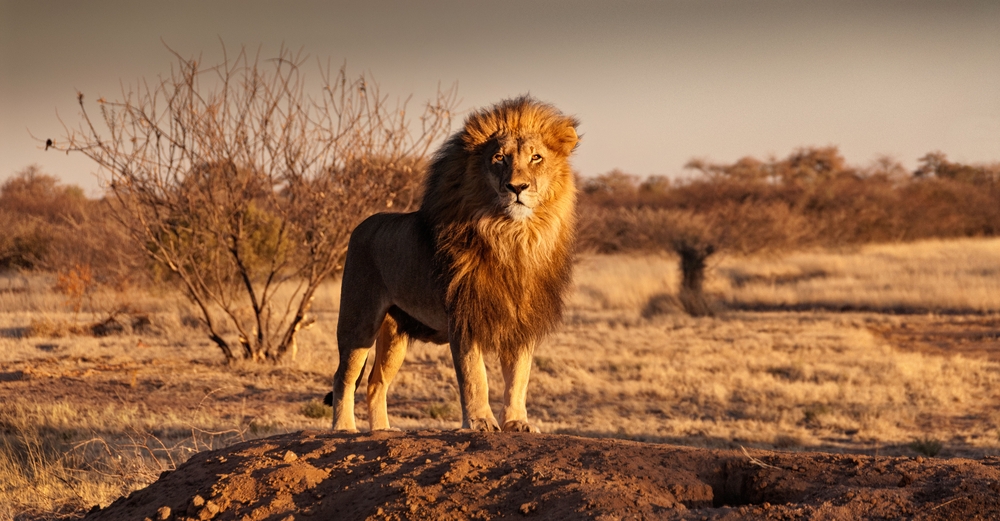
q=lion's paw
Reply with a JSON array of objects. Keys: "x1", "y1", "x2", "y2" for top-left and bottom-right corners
[
  {"x1": 502, "y1": 420, "x2": 540, "y2": 433},
  {"x1": 466, "y1": 418, "x2": 501, "y2": 432}
]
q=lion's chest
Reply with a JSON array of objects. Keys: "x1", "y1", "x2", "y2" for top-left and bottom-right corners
[{"x1": 441, "y1": 228, "x2": 569, "y2": 351}]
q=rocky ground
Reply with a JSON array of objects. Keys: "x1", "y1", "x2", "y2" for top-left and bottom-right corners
[{"x1": 86, "y1": 430, "x2": 1000, "y2": 521}]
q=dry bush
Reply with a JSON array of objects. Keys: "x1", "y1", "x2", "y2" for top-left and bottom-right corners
[
  {"x1": 915, "y1": 151, "x2": 1000, "y2": 184},
  {"x1": 0, "y1": 166, "x2": 85, "y2": 271},
  {"x1": 675, "y1": 147, "x2": 1000, "y2": 244},
  {"x1": 53, "y1": 263, "x2": 95, "y2": 313},
  {"x1": 0, "y1": 212, "x2": 50, "y2": 271},
  {"x1": 0, "y1": 166, "x2": 87, "y2": 223},
  {"x1": 0, "y1": 166, "x2": 150, "y2": 295},
  {"x1": 898, "y1": 178, "x2": 1000, "y2": 239},
  {"x1": 0, "y1": 174, "x2": 155, "y2": 334},
  {"x1": 580, "y1": 169, "x2": 641, "y2": 204},
  {"x1": 909, "y1": 437, "x2": 945, "y2": 457},
  {"x1": 52, "y1": 45, "x2": 457, "y2": 362}
]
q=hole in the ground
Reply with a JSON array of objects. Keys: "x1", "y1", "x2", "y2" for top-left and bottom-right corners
[{"x1": 708, "y1": 460, "x2": 807, "y2": 508}]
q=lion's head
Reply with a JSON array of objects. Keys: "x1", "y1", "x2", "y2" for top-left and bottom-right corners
[
  {"x1": 421, "y1": 96, "x2": 579, "y2": 230},
  {"x1": 469, "y1": 100, "x2": 579, "y2": 221}
]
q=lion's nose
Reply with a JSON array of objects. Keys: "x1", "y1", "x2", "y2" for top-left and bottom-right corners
[{"x1": 506, "y1": 182, "x2": 530, "y2": 195}]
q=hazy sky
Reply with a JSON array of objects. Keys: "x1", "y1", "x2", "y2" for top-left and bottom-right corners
[{"x1": 2, "y1": 0, "x2": 998, "y2": 195}]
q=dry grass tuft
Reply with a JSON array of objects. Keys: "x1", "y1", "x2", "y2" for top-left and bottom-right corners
[
  {"x1": 300, "y1": 400, "x2": 332, "y2": 420},
  {"x1": 909, "y1": 436, "x2": 945, "y2": 457}
]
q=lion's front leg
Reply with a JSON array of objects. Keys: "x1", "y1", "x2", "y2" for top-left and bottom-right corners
[
  {"x1": 449, "y1": 329, "x2": 500, "y2": 431},
  {"x1": 499, "y1": 346, "x2": 540, "y2": 433}
]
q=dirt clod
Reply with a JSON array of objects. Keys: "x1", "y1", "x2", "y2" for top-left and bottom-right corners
[{"x1": 197, "y1": 499, "x2": 219, "y2": 520}]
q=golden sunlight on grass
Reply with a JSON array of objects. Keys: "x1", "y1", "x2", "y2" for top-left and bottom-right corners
[
  {"x1": 535, "y1": 312, "x2": 999, "y2": 452},
  {"x1": 716, "y1": 237, "x2": 1000, "y2": 312},
  {"x1": 571, "y1": 237, "x2": 1000, "y2": 313}
]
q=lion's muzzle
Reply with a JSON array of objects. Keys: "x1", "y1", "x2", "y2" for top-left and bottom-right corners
[{"x1": 501, "y1": 183, "x2": 538, "y2": 220}]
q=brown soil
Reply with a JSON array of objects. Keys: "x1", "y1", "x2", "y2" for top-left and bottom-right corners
[{"x1": 85, "y1": 430, "x2": 1000, "y2": 521}]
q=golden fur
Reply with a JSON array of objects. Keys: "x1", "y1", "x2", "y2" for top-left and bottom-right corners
[{"x1": 330, "y1": 96, "x2": 579, "y2": 432}]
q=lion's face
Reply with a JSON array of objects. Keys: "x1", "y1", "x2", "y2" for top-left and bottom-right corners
[{"x1": 483, "y1": 133, "x2": 562, "y2": 221}]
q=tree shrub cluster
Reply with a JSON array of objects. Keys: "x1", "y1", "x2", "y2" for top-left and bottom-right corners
[
  {"x1": 0, "y1": 166, "x2": 144, "y2": 284},
  {"x1": 576, "y1": 147, "x2": 1000, "y2": 314}
]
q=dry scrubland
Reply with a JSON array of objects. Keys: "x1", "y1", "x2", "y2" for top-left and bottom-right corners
[{"x1": 2, "y1": 238, "x2": 1000, "y2": 519}]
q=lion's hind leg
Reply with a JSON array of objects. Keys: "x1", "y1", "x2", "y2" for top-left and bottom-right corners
[
  {"x1": 331, "y1": 344, "x2": 371, "y2": 432},
  {"x1": 333, "y1": 305, "x2": 382, "y2": 432},
  {"x1": 367, "y1": 316, "x2": 409, "y2": 431}
]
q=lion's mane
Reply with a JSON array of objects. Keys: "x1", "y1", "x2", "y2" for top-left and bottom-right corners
[{"x1": 417, "y1": 96, "x2": 579, "y2": 355}]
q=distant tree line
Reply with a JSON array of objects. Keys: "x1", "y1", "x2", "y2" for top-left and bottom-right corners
[
  {"x1": 576, "y1": 147, "x2": 1000, "y2": 314},
  {"x1": 0, "y1": 165, "x2": 143, "y2": 281},
  {"x1": 5, "y1": 146, "x2": 997, "y2": 322}
]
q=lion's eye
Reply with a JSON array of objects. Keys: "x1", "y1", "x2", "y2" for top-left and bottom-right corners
[
  {"x1": 531, "y1": 154, "x2": 543, "y2": 163},
  {"x1": 492, "y1": 153, "x2": 504, "y2": 163}
]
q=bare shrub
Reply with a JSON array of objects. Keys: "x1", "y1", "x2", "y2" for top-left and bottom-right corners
[
  {"x1": 0, "y1": 166, "x2": 87, "y2": 222},
  {"x1": 52, "y1": 46, "x2": 457, "y2": 362},
  {"x1": 677, "y1": 147, "x2": 1000, "y2": 245},
  {"x1": 640, "y1": 293, "x2": 680, "y2": 318},
  {"x1": 53, "y1": 263, "x2": 96, "y2": 314},
  {"x1": 426, "y1": 402, "x2": 459, "y2": 421},
  {"x1": 0, "y1": 211, "x2": 51, "y2": 270},
  {"x1": 580, "y1": 169, "x2": 640, "y2": 202},
  {"x1": 300, "y1": 400, "x2": 332, "y2": 420}
]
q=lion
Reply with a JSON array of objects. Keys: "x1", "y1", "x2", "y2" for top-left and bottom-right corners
[{"x1": 329, "y1": 96, "x2": 579, "y2": 433}]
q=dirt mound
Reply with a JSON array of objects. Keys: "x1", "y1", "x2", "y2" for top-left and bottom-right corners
[{"x1": 85, "y1": 430, "x2": 1000, "y2": 521}]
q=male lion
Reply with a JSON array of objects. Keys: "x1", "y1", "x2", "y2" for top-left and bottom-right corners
[{"x1": 330, "y1": 96, "x2": 579, "y2": 432}]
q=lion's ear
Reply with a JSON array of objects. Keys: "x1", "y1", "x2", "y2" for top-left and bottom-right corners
[{"x1": 548, "y1": 122, "x2": 579, "y2": 157}]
